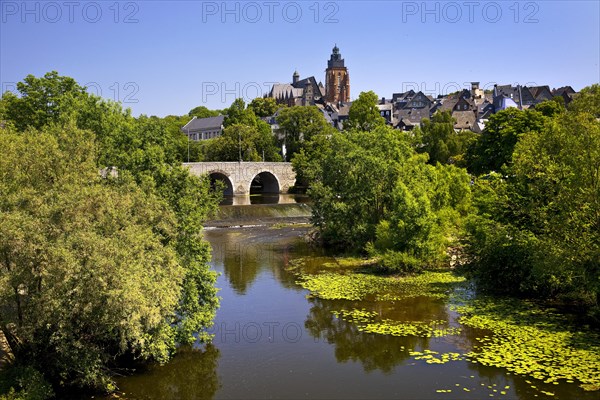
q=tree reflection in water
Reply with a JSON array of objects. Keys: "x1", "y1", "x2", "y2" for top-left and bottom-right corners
[
  {"x1": 209, "y1": 228, "x2": 309, "y2": 294},
  {"x1": 112, "y1": 344, "x2": 220, "y2": 400},
  {"x1": 304, "y1": 297, "x2": 433, "y2": 373}
]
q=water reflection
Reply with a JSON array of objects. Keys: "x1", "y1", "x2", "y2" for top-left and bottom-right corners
[
  {"x1": 304, "y1": 295, "x2": 454, "y2": 373},
  {"x1": 305, "y1": 297, "x2": 415, "y2": 373},
  {"x1": 219, "y1": 194, "x2": 311, "y2": 205},
  {"x1": 207, "y1": 228, "x2": 307, "y2": 294},
  {"x1": 112, "y1": 345, "x2": 220, "y2": 400}
]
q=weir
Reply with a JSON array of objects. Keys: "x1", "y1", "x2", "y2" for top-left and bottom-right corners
[{"x1": 205, "y1": 199, "x2": 312, "y2": 228}]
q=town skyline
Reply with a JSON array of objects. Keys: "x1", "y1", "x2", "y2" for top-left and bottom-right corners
[{"x1": 2, "y1": 1, "x2": 599, "y2": 117}]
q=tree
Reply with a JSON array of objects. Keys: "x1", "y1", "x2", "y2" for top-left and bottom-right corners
[
  {"x1": 533, "y1": 97, "x2": 565, "y2": 118},
  {"x1": 204, "y1": 123, "x2": 281, "y2": 162},
  {"x1": 568, "y1": 83, "x2": 600, "y2": 116},
  {"x1": 0, "y1": 126, "x2": 203, "y2": 392},
  {"x1": 463, "y1": 86, "x2": 600, "y2": 318},
  {"x1": 248, "y1": 97, "x2": 280, "y2": 118},
  {"x1": 296, "y1": 124, "x2": 471, "y2": 269},
  {"x1": 466, "y1": 108, "x2": 546, "y2": 175},
  {"x1": 0, "y1": 72, "x2": 221, "y2": 394},
  {"x1": 1, "y1": 71, "x2": 87, "y2": 131},
  {"x1": 276, "y1": 106, "x2": 333, "y2": 161},
  {"x1": 344, "y1": 91, "x2": 385, "y2": 131},
  {"x1": 200, "y1": 98, "x2": 281, "y2": 162},
  {"x1": 188, "y1": 106, "x2": 220, "y2": 119},
  {"x1": 223, "y1": 98, "x2": 257, "y2": 127},
  {"x1": 413, "y1": 111, "x2": 475, "y2": 165}
]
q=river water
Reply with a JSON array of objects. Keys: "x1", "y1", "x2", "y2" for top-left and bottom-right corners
[{"x1": 107, "y1": 202, "x2": 598, "y2": 400}]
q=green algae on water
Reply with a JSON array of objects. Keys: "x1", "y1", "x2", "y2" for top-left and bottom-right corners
[
  {"x1": 452, "y1": 298, "x2": 600, "y2": 392},
  {"x1": 296, "y1": 270, "x2": 465, "y2": 301},
  {"x1": 332, "y1": 308, "x2": 462, "y2": 338}
]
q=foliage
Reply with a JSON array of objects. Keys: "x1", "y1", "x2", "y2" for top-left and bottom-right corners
[
  {"x1": 296, "y1": 123, "x2": 471, "y2": 271},
  {"x1": 294, "y1": 254, "x2": 600, "y2": 394},
  {"x1": 463, "y1": 86, "x2": 600, "y2": 315},
  {"x1": 533, "y1": 97, "x2": 566, "y2": 118},
  {"x1": 453, "y1": 297, "x2": 600, "y2": 392},
  {"x1": 465, "y1": 107, "x2": 547, "y2": 175},
  {"x1": 222, "y1": 98, "x2": 256, "y2": 127},
  {"x1": 188, "y1": 106, "x2": 220, "y2": 119},
  {"x1": 162, "y1": 114, "x2": 202, "y2": 162},
  {"x1": 1, "y1": 72, "x2": 87, "y2": 131},
  {"x1": 568, "y1": 84, "x2": 600, "y2": 116},
  {"x1": 0, "y1": 366, "x2": 54, "y2": 400},
  {"x1": 276, "y1": 105, "x2": 333, "y2": 161},
  {"x1": 203, "y1": 123, "x2": 281, "y2": 162},
  {"x1": 303, "y1": 126, "x2": 412, "y2": 250},
  {"x1": 198, "y1": 98, "x2": 281, "y2": 161},
  {"x1": 248, "y1": 97, "x2": 279, "y2": 118},
  {"x1": 344, "y1": 91, "x2": 385, "y2": 131},
  {"x1": 0, "y1": 127, "x2": 188, "y2": 390},
  {"x1": 412, "y1": 111, "x2": 476, "y2": 166},
  {"x1": 0, "y1": 72, "x2": 220, "y2": 393},
  {"x1": 297, "y1": 269, "x2": 465, "y2": 301}
]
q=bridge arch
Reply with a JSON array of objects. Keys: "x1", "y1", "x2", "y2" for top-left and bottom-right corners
[
  {"x1": 208, "y1": 171, "x2": 234, "y2": 196},
  {"x1": 249, "y1": 171, "x2": 280, "y2": 195}
]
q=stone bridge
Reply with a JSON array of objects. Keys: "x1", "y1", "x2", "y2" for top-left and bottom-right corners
[{"x1": 183, "y1": 162, "x2": 296, "y2": 195}]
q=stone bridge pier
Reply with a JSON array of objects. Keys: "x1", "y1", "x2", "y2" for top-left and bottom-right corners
[{"x1": 183, "y1": 162, "x2": 296, "y2": 195}]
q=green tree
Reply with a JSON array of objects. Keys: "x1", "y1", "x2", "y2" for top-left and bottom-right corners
[
  {"x1": 276, "y1": 106, "x2": 332, "y2": 161},
  {"x1": 1, "y1": 71, "x2": 87, "y2": 131},
  {"x1": 533, "y1": 97, "x2": 565, "y2": 118},
  {"x1": 568, "y1": 83, "x2": 600, "y2": 116},
  {"x1": 223, "y1": 98, "x2": 257, "y2": 127},
  {"x1": 248, "y1": 97, "x2": 280, "y2": 118},
  {"x1": 463, "y1": 86, "x2": 600, "y2": 318},
  {"x1": 162, "y1": 114, "x2": 201, "y2": 162},
  {"x1": 0, "y1": 126, "x2": 205, "y2": 392},
  {"x1": 344, "y1": 91, "x2": 385, "y2": 131},
  {"x1": 297, "y1": 124, "x2": 471, "y2": 268},
  {"x1": 201, "y1": 98, "x2": 281, "y2": 162},
  {"x1": 0, "y1": 72, "x2": 221, "y2": 393},
  {"x1": 188, "y1": 106, "x2": 220, "y2": 119},
  {"x1": 466, "y1": 107, "x2": 546, "y2": 175},
  {"x1": 413, "y1": 111, "x2": 475, "y2": 165},
  {"x1": 204, "y1": 123, "x2": 281, "y2": 162}
]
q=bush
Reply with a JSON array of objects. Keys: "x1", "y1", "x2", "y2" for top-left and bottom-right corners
[
  {"x1": 378, "y1": 251, "x2": 423, "y2": 274},
  {"x1": 0, "y1": 366, "x2": 53, "y2": 400}
]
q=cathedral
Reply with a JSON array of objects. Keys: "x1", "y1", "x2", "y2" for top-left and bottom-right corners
[{"x1": 267, "y1": 45, "x2": 350, "y2": 106}]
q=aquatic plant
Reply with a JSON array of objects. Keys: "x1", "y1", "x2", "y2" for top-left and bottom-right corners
[
  {"x1": 296, "y1": 270, "x2": 465, "y2": 301},
  {"x1": 332, "y1": 309, "x2": 462, "y2": 338},
  {"x1": 454, "y1": 300, "x2": 600, "y2": 392}
]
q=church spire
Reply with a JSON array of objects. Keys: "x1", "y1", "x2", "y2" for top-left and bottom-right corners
[{"x1": 328, "y1": 44, "x2": 344, "y2": 68}]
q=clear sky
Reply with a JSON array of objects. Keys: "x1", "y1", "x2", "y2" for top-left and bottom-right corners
[{"x1": 1, "y1": 0, "x2": 599, "y2": 116}]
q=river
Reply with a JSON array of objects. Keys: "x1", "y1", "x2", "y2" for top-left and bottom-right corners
[{"x1": 105, "y1": 199, "x2": 599, "y2": 400}]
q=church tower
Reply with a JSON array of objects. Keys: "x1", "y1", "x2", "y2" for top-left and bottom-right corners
[{"x1": 325, "y1": 45, "x2": 350, "y2": 103}]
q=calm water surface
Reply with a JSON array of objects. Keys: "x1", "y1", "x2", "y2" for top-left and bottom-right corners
[{"x1": 110, "y1": 223, "x2": 597, "y2": 400}]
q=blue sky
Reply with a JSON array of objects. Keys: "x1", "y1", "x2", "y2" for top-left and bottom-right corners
[{"x1": 1, "y1": 0, "x2": 599, "y2": 116}]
